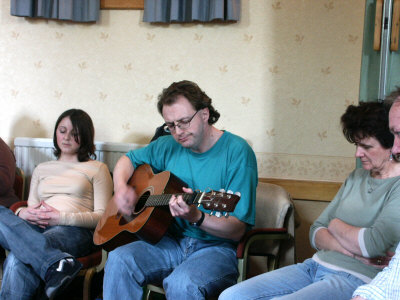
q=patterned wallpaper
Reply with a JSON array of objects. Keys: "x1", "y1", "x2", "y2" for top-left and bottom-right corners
[{"x1": 0, "y1": 0, "x2": 365, "y2": 181}]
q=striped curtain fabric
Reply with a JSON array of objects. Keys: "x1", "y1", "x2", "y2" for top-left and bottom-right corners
[
  {"x1": 10, "y1": 0, "x2": 100, "y2": 22},
  {"x1": 143, "y1": 0, "x2": 240, "y2": 23}
]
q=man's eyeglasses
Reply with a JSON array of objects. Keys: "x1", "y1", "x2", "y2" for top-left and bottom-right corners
[{"x1": 164, "y1": 110, "x2": 199, "y2": 133}]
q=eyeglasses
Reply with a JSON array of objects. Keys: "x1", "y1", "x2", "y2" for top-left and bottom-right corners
[{"x1": 164, "y1": 110, "x2": 199, "y2": 133}]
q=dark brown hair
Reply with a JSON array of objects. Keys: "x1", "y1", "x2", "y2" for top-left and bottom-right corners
[
  {"x1": 53, "y1": 109, "x2": 96, "y2": 162},
  {"x1": 341, "y1": 102, "x2": 393, "y2": 149},
  {"x1": 157, "y1": 80, "x2": 220, "y2": 125}
]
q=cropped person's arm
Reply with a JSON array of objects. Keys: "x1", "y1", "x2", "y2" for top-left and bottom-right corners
[{"x1": 0, "y1": 154, "x2": 14, "y2": 196}]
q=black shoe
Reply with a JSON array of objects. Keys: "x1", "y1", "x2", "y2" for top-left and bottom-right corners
[{"x1": 44, "y1": 257, "x2": 82, "y2": 299}]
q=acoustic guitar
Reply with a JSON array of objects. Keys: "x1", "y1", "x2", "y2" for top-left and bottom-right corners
[{"x1": 93, "y1": 164, "x2": 240, "y2": 251}]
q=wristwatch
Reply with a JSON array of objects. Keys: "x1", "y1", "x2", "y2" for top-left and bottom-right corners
[{"x1": 190, "y1": 211, "x2": 205, "y2": 227}]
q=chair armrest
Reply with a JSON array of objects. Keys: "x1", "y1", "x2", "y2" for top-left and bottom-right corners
[
  {"x1": 236, "y1": 228, "x2": 288, "y2": 259},
  {"x1": 77, "y1": 248, "x2": 103, "y2": 269},
  {"x1": 9, "y1": 201, "x2": 28, "y2": 213}
]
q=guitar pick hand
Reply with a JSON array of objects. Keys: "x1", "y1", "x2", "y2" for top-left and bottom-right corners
[{"x1": 114, "y1": 184, "x2": 138, "y2": 215}]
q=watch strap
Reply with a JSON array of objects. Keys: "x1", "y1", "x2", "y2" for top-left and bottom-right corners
[{"x1": 190, "y1": 211, "x2": 205, "y2": 227}]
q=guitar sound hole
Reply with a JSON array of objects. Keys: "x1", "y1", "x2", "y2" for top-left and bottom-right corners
[
  {"x1": 118, "y1": 191, "x2": 151, "y2": 226},
  {"x1": 134, "y1": 191, "x2": 150, "y2": 214}
]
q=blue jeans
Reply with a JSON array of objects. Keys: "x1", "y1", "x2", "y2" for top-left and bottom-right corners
[
  {"x1": 103, "y1": 234, "x2": 238, "y2": 300},
  {"x1": 219, "y1": 258, "x2": 366, "y2": 300},
  {"x1": 0, "y1": 206, "x2": 95, "y2": 300}
]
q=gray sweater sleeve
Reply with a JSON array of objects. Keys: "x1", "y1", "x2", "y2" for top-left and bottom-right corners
[
  {"x1": 309, "y1": 179, "x2": 347, "y2": 249},
  {"x1": 361, "y1": 183, "x2": 400, "y2": 257}
]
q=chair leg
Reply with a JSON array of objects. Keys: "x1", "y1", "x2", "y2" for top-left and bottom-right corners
[
  {"x1": 267, "y1": 254, "x2": 280, "y2": 272},
  {"x1": 145, "y1": 284, "x2": 166, "y2": 300},
  {"x1": 236, "y1": 258, "x2": 245, "y2": 283},
  {"x1": 267, "y1": 256, "x2": 275, "y2": 272},
  {"x1": 83, "y1": 267, "x2": 96, "y2": 300},
  {"x1": 145, "y1": 288, "x2": 151, "y2": 300}
]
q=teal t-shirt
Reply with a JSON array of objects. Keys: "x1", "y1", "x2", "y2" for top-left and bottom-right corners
[{"x1": 126, "y1": 131, "x2": 258, "y2": 243}]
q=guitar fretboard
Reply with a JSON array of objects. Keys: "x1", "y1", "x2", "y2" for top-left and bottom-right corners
[{"x1": 143, "y1": 192, "x2": 199, "y2": 207}]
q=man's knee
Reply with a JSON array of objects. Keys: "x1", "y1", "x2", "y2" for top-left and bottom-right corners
[
  {"x1": 219, "y1": 287, "x2": 234, "y2": 300},
  {"x1": 105, "y1": 248, "x2": 124, "y2": 270},
  {"x1": 163, "y1": 271, "x2": 217, "y2": 299},
  {"x1": 164, "y1": 275, "x2": 201, "y2": 299},
  {"x1": 106, "y1": 247, "x2": 142, "y2": 278},
  {"x1": 4, "y1": 252, "x2": 23, "y2": 271}
]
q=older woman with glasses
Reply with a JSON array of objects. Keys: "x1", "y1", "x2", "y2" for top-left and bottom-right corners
[{"x1": 219, "y1": 101, "x2": 400, "y2": 300}]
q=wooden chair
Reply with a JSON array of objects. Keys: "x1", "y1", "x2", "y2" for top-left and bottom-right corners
[
  {"x1": 145, "y1": 182, "x2": 296, "y2": 299},
  {"x1": 76, "y1": 248, "x2": 107, "y2": 300},
  {"x1": 9, "y1": 201, "x2": 106, "y2": 300},
  {"x1": 236, "y1": 182, "x2": 295, "y2": 281}
]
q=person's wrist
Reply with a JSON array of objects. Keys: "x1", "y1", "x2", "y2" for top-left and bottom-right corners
[
  {"x1": 15, "y1": 207, "x2": 25, "y2": 216},
  {"x1": 190, "y1": 211, "x2": 205, "y2": 227}
]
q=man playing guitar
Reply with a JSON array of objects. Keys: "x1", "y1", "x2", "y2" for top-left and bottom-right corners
[{"x1": 102, "y1": 80, "x2": 258, "y2": 300}]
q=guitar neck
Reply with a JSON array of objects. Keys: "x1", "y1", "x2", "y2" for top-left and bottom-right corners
[{"x1": 144, "y1": 192, "x2": 200, "y2": 207}]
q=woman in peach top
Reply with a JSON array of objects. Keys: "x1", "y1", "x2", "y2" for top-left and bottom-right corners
[{"x1": 0, "y1": 109, "x2": 113, "y2": 300}]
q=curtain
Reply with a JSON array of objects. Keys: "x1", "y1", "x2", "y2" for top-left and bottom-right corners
[
  {"x1": 143, "y1": 0, "x2": 240, "y2": 23},
  {"x1": 10, "y1": 0, "x2": 100, "y2": 22}
]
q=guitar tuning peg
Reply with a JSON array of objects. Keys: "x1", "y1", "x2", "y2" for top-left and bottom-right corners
[
  {"x1": 215, "y1": 211, "x2": 222, "y2": 218},
  {"x1": 224, "y1": 212, "x2": 229, "y2": 218}
]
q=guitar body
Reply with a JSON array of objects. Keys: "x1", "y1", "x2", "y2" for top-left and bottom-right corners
[{"x1": 94, "y1": 164, "x2": 186, "y2": 251}]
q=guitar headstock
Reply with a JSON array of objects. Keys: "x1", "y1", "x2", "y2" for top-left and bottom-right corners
[{"x1": 198, "y1": 190, "x2": 240, "y2": 213}]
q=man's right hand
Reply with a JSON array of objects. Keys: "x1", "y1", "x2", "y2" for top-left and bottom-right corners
[
  {"x1": 113, "y1": 184, "x2": 138, "y2": 215},
  {"x1": 112, "y1": 155, "x2": 137, "y2": 215}
]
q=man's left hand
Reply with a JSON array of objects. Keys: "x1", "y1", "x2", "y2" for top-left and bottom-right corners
[{"x1": 169, "y1": 187, "x2": 202, "y2": 223}]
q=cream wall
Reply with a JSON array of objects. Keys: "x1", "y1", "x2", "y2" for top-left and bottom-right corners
[{"x1": 0, "y1": 0, "x2": 364, "y2": 181}]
